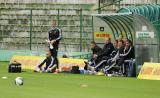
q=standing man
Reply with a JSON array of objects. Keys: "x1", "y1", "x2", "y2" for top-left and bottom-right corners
[{"x1": 47, "y1": 20, "x2": 62, "y2": 69}]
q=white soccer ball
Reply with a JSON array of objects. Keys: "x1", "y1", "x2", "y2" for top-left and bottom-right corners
[{"x1": 15, "y1": 77, "x2": 24, "y2": 86}]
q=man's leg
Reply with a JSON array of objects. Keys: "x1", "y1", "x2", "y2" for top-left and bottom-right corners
[
  {"x1": 50, "y1": 48, "x2": 58, "y2": 68},
  {"x1": 44, "y1": 65, "x2": 49, "y2": 71},
  {"x1": 55, "y1": 57, "x2": 59, "y2": 69},
  {"x1": 117, "y1": 57, "x2": 126, "y2": 75},
  {"x1": 94, "y1": 60, "x2": 107, "y2": 72}
]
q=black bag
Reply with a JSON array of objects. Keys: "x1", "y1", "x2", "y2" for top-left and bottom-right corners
[
  {"x1": 71, "y1": 66, "x2": 80, "y2": 74},
  {"x1": 8, "y1": 62, "x2": 22, "y2": 73}
]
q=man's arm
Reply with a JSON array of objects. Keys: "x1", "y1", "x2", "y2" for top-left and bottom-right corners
[
  {"x1": 55, "y1": 28, "x2": 62, "y2": 41},
  {"x1": 48, "y1": 29, "x2": 52, "y2": 41},
  {"x1": 98, "y1": 44, "x2": 114, "y2": 57},
  {"x1": 50, "y1": 28, "x2": 62, "y2": 44},
  {"x1": 112, "y1": 51, "x2": 119, "y2": 62},
  {"x1": 94, "y1": 46, "x2": 102, "y2": 55},
  {"x1": 120, "y1": 47, "x2": 132, "y2": 57}
]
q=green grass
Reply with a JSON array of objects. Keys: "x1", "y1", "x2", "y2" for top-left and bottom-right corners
[{"x1": 0, "y1": 61, "x2": 160, "y2": 98}]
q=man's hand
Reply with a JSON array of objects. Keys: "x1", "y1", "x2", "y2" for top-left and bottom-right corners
[
  {"x1": 46, "y1": 40, "x2": 50, "y2": 43},
  {"x1": 93, "y1": 54, "x2": 98, "y2": 59},
  {"x1": 46, "y1": 40, "x2": 54, "y2": 49},
  {"x1": 51, "y1": 40, "x2": 56, "y2": 44}
]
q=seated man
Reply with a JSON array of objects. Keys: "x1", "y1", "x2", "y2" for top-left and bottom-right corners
[
  {"x1": 109, "y1": 40, "x2": 118, "y2": 58},
  {"x1": 117, "y1": 39, "x2": 135, "y2": 75},
  {"x1": 118, "y1": 39, "x2": 134, "y2": 65},
  {"x1": 92, "y1": 40, "x2": 119, "y2": 72},
  {"x1": 84, "y1": 41, "x2": 102, "y2": 70},
  {"x1": 95, "y1": 38, "x2": 114, "y2": 60},
  {"x1": 34, "y1": 49, "x2": 57, "y2": 73},
  {"x1": 104, "y1": 39, "x2": 124, "y2": 74},
  {"x1": 85, "y1": 38, "x2": 114, "y2": 73}
]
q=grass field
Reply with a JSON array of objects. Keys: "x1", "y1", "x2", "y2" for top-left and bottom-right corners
[{"x1": 0, "y1": 61, "x2": 160, "y2": 98}]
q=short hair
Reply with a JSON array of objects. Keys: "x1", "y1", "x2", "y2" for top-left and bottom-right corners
[
  {"x1": 105, "y1": 37, "x2": 111, "y2": 41},
  {"x1": 114, "y1": 40, "x2": 118, "y2": 43},
  {"x1": 52, "y1": 20, "x2": 57, "y2": 23},
  {"x1": 118, "y1": 39, "x2": 124, "y2": 44},
  {"x1": 90, "y1": 41, "x2": 96, "y2": 45},
  {"x1": 126, "y1": 39, "x2": 133, "y2": 45}
]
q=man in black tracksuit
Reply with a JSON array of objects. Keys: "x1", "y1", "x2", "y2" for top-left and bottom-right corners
[
  {"x1": 84, "y1": 41, "x2": 102, "y2": 70},
  {"x1": 36, "y1": 50, "x2": 56, "y2": 72},
  {"x1": 117, "y1": 39, "x2": 135, "y2": 75},
  {"x1": 95, "y1": 38, "x2": 114, "y2": 63},
  {"x1": 48, "y1": 20, "x2": 62, "y2": 68},
  {"x1": 90, "y1": 41, "x2": 102, "y2": 59},
  {"x1": 85, "y1": 38, "x2": 114, "y2": 72},
  {"x1": 93, "y1": 38, "x2": 114, "y2": 71},
  {"x1": 104, "y1": 40, "x2": 124, "y2": 74},
  {"x1": 118, "y1": 39, "x2": 135, "y2": 66}
]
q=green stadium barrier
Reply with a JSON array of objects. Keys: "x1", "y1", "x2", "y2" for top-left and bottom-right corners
[{"x1": 0, "y1": 50, "x2": 92, "y2": 61}]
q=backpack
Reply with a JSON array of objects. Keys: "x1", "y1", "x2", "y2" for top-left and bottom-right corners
[
  {"x1": 8, "y1": 62, "x2": 21, "y2": 73},
  {"x1": 71, "y1": 66, "x2": 80, "y2": 74}
]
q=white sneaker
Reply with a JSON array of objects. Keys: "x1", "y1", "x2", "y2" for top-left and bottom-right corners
[{"x1": 34, "y1": 67, "x2": 40, "y2": 72}]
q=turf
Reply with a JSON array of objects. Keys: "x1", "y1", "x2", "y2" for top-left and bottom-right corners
[{"x1": 0, "y1": 61, "x2": 160, "y2": 98}]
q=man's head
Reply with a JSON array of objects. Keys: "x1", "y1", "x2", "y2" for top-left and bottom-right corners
[
  {"x1": 105, "y1": 38, "x2": 111, "y2": 44},
  {"x1": 51, "y1": 20, "x2": 57, "y2": 28},
  {"x1": 118, "y1": 39, "x2": 124, "y2": 48},
  {"x1": 125, "y1": 39, "x2": 132, "y2": 48},
  {"x1": 113, "y1": 40, "x2": 118, "y2": 48},
  {"x1": 122, "y1": 37, "x2": 128, "y2": 45},
  {"x1": 90, "y1": 41, "x2": 96, "y2": 49}
]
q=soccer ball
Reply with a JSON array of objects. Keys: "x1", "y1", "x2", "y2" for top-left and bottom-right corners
[{"x1": 15, "y1": 77, "x2": 24, "y2": 86}]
